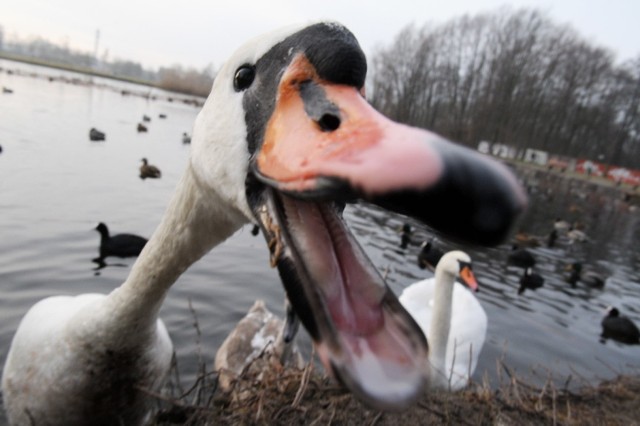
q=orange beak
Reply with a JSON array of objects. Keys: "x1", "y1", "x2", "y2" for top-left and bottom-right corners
[
  {"x1": 253, "y1": 54, "x2": 526, "y2": 246},
  {"x1": 459, "y1": 265, "x2": 479, "y2": 292},
  {"x1": 257, "y1": 54, "x2": 442, "y2": 197}
]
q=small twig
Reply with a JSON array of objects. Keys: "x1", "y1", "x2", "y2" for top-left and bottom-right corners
[
  {"x1": 187, "y1": 298, "x2": 204, "y2": 371},
  {"x1": 563, "y1": 374, "x2": 573, "y2": 392},
  {"x1": 327, "y1": 404, "x2": 337, "y2": 425},
  {"x1": 536, "y1": 379, "x2": 549, "y2": 411},
  {"x1": 292, "y1": 348, "x2": 315, "y2": 407},
  {"x1": 255, "y1": 391, "x2": 264, "y2": 422},
  {"x1": 382, "y1": 264, "x2": 390, "y2": 280},
  {"x1": 136, "y1": 385, "x2": 216, "y2": 415},
  {"x1": 179, "y1": 370, "x2": 218, "y2": 400},
  {"x1": 552, "y1": 386, "x2": 557, "y2": 426},
  {"x1": 417, "y1": 401, "x2": 447, "y2": 420},
  {"x1": 370, "y1": 411, "x2": 383, "y2": 426}
]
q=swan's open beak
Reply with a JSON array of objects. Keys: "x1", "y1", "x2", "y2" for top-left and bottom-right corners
[{"x1": 248, "y1": 54, "x2": 526, "y2": 409}]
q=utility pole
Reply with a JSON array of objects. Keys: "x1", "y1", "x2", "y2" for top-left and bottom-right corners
[{"x1": 93, "y1": 29, "x2": 100, "y2": 70}]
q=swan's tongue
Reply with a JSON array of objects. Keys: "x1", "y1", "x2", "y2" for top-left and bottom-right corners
[{"x1": 253, "y1": 188, "x2": 429, "y2": 409}]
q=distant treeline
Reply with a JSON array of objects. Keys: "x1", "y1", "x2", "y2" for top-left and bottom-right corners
[
  {"x1": 3, "y1": 9, "x2": 639, "y2": 167},
  {"x1": 0, "y1": 27, "x2": 214, "y2": 97},
  {"x1": 368, "y1": 8, "x2": 640, "y2": 169}
]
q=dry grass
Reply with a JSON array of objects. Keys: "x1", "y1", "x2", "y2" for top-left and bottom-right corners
[
  {"x1": 143, "y1": 350, "x2": 640, "y2": 426},
  {"x1": 142, "y1": 300, "x2": 640, "y2": 425}
]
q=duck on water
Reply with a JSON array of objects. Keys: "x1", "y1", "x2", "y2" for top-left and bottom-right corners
[
  {"x1": 1, "y1": 21, "x2": 526, "y2": 425},
  {"x1": 140, "y1": 158, "x2": 162, "y2": 179},
  {"x1": 92, "y1": 222, "x2": 148, "y2": 268}
]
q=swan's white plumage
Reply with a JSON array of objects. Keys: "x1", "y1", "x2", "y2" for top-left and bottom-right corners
[
  {"x1": 399, "y1": 252, "x2": 487, "y2": 390},
  {"x1": 2, "y1": 294, "x2": 173, "y2": 424},
  {"x1": 2, "y1": 22, "x2": 321, "y2": 425}
]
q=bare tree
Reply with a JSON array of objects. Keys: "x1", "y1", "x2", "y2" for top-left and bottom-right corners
[{"x1": 368, "y1": 7, "x2": 640, "y2": 169}]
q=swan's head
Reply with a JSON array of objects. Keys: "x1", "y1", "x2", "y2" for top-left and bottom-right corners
[
  {"x1": 438, "y1": 251, "x2": 478, "y2": 292},
  {"x1": 189, "y1": 22, "x2": 525, "y2": 409}
]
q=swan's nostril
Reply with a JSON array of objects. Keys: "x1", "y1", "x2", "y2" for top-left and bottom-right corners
[{"x1": 318, "y1": 114, "x2": 341, "y2": 132}]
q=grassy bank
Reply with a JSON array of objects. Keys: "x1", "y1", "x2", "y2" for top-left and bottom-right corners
[
  {"x1": 147, "y1": 357, "x2": 640, "y2": 425},
  {"x1": 0, "y1": 53, "x2": 212, "y2": 98},
  {"x1": 0, "y1": 52, "x2": 157, "y2": 88}
]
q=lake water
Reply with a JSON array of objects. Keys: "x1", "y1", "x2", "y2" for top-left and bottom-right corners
[{"x1": 1, "y1": 59, "x2": 639, "y2": 413}]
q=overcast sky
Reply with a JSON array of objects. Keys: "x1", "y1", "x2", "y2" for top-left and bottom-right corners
[{"x1": 2, "y1": 0, "x2": 639, "y2": 70}]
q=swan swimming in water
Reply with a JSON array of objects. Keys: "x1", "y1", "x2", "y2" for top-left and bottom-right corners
[
  {"x1": 2, "y1": 22, "x2": 526, "y2": 424},
  {"x1": 400, "y1": 251, "x2": 487, "y2": 390}
]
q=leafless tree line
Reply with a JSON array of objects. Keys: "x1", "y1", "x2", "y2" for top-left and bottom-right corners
[
  {"x1": 0, "y1": 27, "x2": 214, "y2": 96},
  {"x1": 368, "y1": 8, "x2": 640, "y2": 169}
]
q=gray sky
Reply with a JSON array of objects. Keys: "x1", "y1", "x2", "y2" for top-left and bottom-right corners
[{"x1": 2, "y1": 0, "x2": 639, "y2": 70}]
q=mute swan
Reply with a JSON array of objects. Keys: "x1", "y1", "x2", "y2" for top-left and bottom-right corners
[
  {"x1": 601, "y1": 307, "x2": 640, "y2": 344},
  {"x1": 2, "y1": 21, "x2": 526, "y2": 423},
  {"x1": 139, "y1": 158, "x2": 161, "y2": 179},
  {"x1": 399, "y1": 251, "x2": 487, "y2": 390},
  {"x1": 215, "y1": 299, "x2": 303, "y2": 391}
]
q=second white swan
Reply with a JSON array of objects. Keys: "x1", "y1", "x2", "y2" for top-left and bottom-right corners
[{"x1": 400, "y1": 251, "x2": 487, "y2": 390}]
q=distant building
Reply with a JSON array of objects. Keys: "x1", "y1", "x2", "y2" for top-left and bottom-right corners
[
  {"x1": 490, "y1": 143, "x2": 517, "y2": 160},
  {"x1": 608, "y1": 167, "x2": 640, "y2": 185},
  {"x1": 576, "y1": 159, "x2": 604, "y2": 177},
  {"x1": 523, "y1": 149, "x2": 548, "y2": 166},
  {"x1": 547, "y1": 155, "x2": 575, "y2": 172}
]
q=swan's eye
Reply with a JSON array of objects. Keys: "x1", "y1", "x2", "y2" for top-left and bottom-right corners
[
  {"x1": 458, "y1": 260, "x2": 472, "y2": 271},
  {"x1": 234, "y1": 65, "x2": 255, "y2": 91}
]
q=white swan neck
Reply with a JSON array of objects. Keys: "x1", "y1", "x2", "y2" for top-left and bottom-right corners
[
  {"x1": 105, "y1": 166, "x2": 248, "y2": 333},
  {"x1": 428, "y1": 266, "x2": 455, "y2": 387}
]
